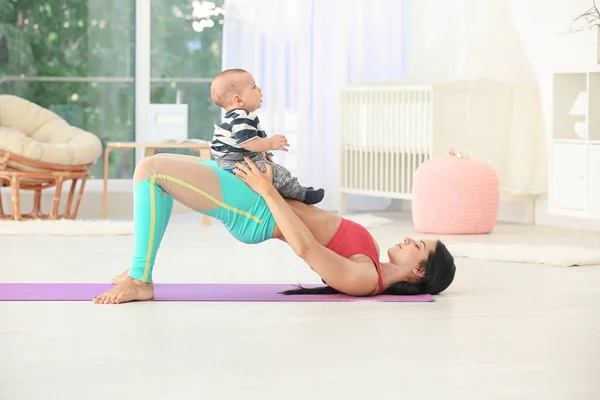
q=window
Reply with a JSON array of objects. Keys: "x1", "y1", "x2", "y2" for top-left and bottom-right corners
[
  {"x1": 150, "y1": 0, "x2": 224, "y2": 143},
  {"x1": 0, "y1": 0, "x2": 224, "y2": 179}
]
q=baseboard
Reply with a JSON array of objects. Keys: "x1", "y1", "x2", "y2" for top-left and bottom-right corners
[
  {"x1": 386, "y1": 196, "x2": 600, "y2": 232},
  {"x1": 386, "y1": 197, "x2": 534, "y2": 224},
  {"x1": 533, "y1": 196, "x2": 600, "y2": 232}
]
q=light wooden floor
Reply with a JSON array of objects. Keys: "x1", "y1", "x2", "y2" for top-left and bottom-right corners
[{"x1": 1, "y1": 214, "x2": 600, "y2": 400}]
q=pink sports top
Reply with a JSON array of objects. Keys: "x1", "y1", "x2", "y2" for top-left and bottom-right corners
[{"x1": 325, "y1": 218, "x2": 384, "y2": 295}]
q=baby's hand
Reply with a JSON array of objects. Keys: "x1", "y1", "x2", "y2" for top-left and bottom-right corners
[{"x1": 269, "y1": 134, "x2": 289, "y2": 151}]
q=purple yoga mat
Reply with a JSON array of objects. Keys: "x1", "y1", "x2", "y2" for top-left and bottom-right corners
[{"x1": 0, "y1": 283, "x2": 434, "y2": 302}]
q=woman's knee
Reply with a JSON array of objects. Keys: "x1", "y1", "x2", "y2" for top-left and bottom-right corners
[{"x1": 133, "y1": 155, "x2": 165, "y2": 184}]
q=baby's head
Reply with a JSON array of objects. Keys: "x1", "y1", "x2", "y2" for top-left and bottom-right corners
[{"x1": 210, "y1": 68, "x2": 262, "y2": 112}]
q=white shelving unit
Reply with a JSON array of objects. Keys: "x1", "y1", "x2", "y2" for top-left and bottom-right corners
[{"x1": 550, "y1": 70, "x2": 600, "y2": 219}]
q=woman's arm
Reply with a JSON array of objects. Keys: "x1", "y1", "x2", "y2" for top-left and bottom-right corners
[{"x1": 233, "y1": 158, "x2": 378, "y2": 296}]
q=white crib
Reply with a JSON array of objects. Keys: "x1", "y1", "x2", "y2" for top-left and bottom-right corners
[{"x1": 338, "y1": 84, "x2": 434, "y2": 213}]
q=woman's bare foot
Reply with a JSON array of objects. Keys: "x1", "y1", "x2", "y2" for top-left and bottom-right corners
[
  {"x1": 111, "y1": 269, "x2": 130, "y2": 284},
  {"x1": 93, "y1": 277, "x2": 154, "y2": 304}
]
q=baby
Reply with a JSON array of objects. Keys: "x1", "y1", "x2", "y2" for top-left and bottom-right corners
[{"x1": 209, "y1": 68, "x2": 324, "y2": 205}]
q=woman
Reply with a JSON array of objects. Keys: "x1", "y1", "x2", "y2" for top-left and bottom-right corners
[{"x1": 93, "y1": 154, "x2": 455, "y2": 304}]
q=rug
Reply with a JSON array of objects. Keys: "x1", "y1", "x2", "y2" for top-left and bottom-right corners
[
  {"x1": 447, "y1": 242, "x2": 600, "y2": 267},
  {"x1": 0, "y1": 220, "x2": 134, "y2": 236}
]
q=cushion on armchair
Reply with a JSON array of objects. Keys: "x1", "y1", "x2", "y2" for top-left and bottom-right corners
[{"x1": 0, "y1": 95, "x2": 102, "y2": 170}]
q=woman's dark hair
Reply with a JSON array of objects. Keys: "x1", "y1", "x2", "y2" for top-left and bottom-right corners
[{"x1": 281, "y1": 240, "x2": 456, "y2": 296}]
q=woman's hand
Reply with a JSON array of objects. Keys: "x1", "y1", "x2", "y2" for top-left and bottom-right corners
[{"x1": 233, "y1": 157, "x2": 275, "y2": 197}]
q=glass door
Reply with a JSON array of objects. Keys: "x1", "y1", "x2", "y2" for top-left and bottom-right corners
[{"x1": 135, "y1": 0, "x2": 224, "y2": 158}]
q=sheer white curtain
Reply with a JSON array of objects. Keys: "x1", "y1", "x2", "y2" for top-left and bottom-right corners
[
  {"x1": 405, "y1": 0, "x2": 551, "y2": 196},
  {"x1": 404, "y1": 0, "x2": 598, "y2": 197},
  {"x1": 222, "y1": 0, "x2": 409, "y2": 210}
]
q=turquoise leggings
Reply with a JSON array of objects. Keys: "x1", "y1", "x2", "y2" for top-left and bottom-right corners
[{"x1": 127, "y1": 160, "x2": 276, "y2": 283}]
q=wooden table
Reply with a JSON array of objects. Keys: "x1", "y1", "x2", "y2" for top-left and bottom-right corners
[{"x1": 102, "y1": 141, "x2": 212, "y2": 224}]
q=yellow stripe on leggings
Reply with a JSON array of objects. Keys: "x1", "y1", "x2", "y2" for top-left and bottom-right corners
[
  {"x1": 154, "y1": 173, "x2": 263, "y2": 223},
  {"x1": 142, "y1": 176, "x2": 157, "y2": 283}
]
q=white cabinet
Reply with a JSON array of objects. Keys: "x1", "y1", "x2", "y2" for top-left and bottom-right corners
[
  {"x1": 549, "y1": 71, "x2": 600, "y2": 219},
  {"x1": 551, "y1": 143, "x2": 587, "y2": 210}
]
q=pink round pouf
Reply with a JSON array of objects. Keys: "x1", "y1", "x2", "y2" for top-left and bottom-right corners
[{"x1": 411, "y1": 153, "x2": 500, "y2": 234}]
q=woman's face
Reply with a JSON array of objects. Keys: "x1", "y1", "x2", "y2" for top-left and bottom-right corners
[{"x1": 387, "y1": 237, "x2": 436, "y2": 270}]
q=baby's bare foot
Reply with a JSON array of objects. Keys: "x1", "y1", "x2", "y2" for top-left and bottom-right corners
[
  {"x1": 111, "y1": 269, "x2": 130, "y2": 284},
  {"x1": 93, "y1": 277, "x2": 154, "y2": 304}
]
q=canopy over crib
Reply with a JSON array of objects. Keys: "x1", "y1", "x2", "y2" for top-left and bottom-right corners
[{"x1": 404, "y1": 0, "x2": 548, "y2": 196}]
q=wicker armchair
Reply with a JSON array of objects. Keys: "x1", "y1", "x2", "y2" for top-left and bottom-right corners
[{"x1": 0, "y1": 95, "x2": 102, "y2": 220}]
